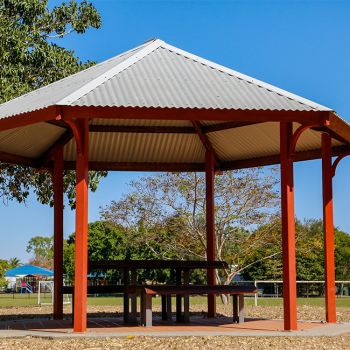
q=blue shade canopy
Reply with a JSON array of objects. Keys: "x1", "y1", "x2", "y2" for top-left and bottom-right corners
[{"x1": 5, "y1": 264, "x2": 53, "y2": 277}]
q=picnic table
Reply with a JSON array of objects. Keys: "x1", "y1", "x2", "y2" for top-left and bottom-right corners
[
  {"x1": 63, "y1": 260, "x2": 257, "y2": 326},
  {"x1": 88, "y1": 259, "x2": 228, "y2": 323}
]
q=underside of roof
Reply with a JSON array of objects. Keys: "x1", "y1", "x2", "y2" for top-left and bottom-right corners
[{"x1": 0, "y1": 39, "x2": 349, "y2": 170}]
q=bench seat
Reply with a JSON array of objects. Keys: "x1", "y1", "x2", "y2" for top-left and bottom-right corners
[
  {"x1": 140, "y1": 284, "x2": 258, "y2": 327},
  {"x1": 61, "y1": 284, "x2": 257, "y2": 327}
]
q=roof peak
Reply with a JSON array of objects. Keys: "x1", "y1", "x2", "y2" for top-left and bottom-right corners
[
  {"x1": 57, "y1": 39, "x2": 165, "y2": 105},
  {"x1": 57, "y1": 38, "x2": 331, "y2": 111},
  {"x1": 0, "y1": 38, "x2": 332, "y2": 120}
]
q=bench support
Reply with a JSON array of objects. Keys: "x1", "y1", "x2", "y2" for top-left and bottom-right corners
[
  {"x1": 161, "y1": 295, "x2": 172, "y2": 321},
  {"x1": 130, "y1": 270, "x2": 138, "y2": 323},
  {"x1": 141, "y1": 290, "x2": 248, "y2": 327},
  {"x1": 123, "y1": 268, "x2": 129, "y2": 324},
  {"x1": 183, "y1": 269, "x2": 190, "y2": 323},
  {"x1": 141, "y1": 293, "x2": 153, "y2": 327},
  {"x1": 232, "y1": 294, "x2": 244, "y2": 323}
]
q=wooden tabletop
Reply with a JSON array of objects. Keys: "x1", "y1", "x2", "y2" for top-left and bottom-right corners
[{"x1": 89, "y1": 260, "x2": 228, "y2": 270}]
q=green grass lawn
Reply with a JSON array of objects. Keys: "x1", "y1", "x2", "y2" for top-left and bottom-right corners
[{"x1": 1, "y1": 293, "x2": 349, "y2": 308}]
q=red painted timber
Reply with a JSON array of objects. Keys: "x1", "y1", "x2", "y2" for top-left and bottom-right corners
[
  {"x1": 64, "y1": 161, "x2": 205, "y2": 172},
  {"x1": 53, "y1": 148, "x2": 64, "y2": 320},
  {"x1": 280, "y1": 122, "x2": 298, "y2": 331},
  {"x1": 73, "y1": 119, "x2": 89, "y2": 332},
  {"x1": 321, "y1": 133, "x2": 337, "y2": 323},
  {"x1": 0, "y1": 151, "x2": 37, "y2": 167},
  {"x1": 60, "y1": 145, "x2": 350, "y2": 173},
  {"x1": 0, "y1": 106, "x2": 57, "y2": 132},
  {"x1": 222, "y1": 145, "x2": 350, "y2": 171},
  {"x1": 205, "y1": 151, "x2": 216, "y2": 318}
]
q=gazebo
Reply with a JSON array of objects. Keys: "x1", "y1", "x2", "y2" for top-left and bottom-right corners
[{"x1": 0, "y1": 39, "x2": 349, "y2": 333}]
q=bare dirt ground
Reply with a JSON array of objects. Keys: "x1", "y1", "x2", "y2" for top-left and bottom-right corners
[
  {"x1": 0, "y1": 304, "x2": 349, "y2": 349},
  {"x1": 0, "y1": 335, "x2": 350, "y2": 350}
]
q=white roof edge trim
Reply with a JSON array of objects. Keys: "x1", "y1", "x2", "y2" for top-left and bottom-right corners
[
  {"x1": 0, "y1": 41, "x2": 151, "y2": 111},
  {"x1": 161, "y1": 42, "x2": 332, "y2": 112},
  {"x1": 57, "y1": 39, "x2": 165, "y2": 105}
]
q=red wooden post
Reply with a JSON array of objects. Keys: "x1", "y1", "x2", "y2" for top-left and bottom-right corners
[
  {"x1": 205, "y1": 150, "x2": 216, "y2": 317},
  {"x1": 321, "y1": 133, "x2": 337, "y2": 323},
  {"x1": 73, "y1": 119, "x2": 89, "y2": 332},
  {"x1": 280, "y1": 122, "x2": 298, "y2": 331},
  {"x1": 53, "y1": 147, "x2": 64, "y2": 320}
]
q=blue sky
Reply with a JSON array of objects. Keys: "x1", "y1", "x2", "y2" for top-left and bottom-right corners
[{"x1": 1, "y1": 0, "x2": 350, "y2": 262}]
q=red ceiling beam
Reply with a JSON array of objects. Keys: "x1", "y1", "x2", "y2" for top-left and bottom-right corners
[
  {"x1": 38, "y1": 130, "x2": 73, "y2": 166},
  {"x1": 191, "y1": 121, "x2": 221, "y2": 168},
  {"x1": 0, "y1": 151, "x2": 38, "y2": 167},
  {"x1": 64, "y1": 161, "x2": 205, "y2": 172},
  {"x1": 202, "y1": 121, "x2": 261, "y2": 133},
  {"x1": 61, "y1": 145, "x2": 350, "y2": 172},
  {"x1": 324, "y1": 114, "x2": 350, "y2": 145},
  {"x1": 46, "y1": 120, "x2": 69, "y2": 129},
  {"x1": 47, "y1": 121, "x2": 259, "y2": 134},
  {"x1": 221, "y1": 145, "x2": 350, "y2": 171},
  {"x1": 89, "y1": 124, "x2": 195, "y2": 134},
  {"x1": 0, "y1": 106, "x2": 57, "y2": 132},
  {"x1": 61, "y1": 106, "x2": 331, "y2": 124}
]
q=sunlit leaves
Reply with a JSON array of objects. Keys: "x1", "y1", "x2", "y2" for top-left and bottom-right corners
[{"x1": 0, "y1": 0, "x2": 106, "y2": 206}]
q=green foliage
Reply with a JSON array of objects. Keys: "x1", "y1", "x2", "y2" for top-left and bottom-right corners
[
  {"x1": 101, "y1": 170, "x2": 279, "y2": 285},
  {"x1": 0, "y1": 259, "x2": 10, "y2": 288},
  {"x1": 243, "y1": 219, "x2": 350, "y2": 282},
  {"x1": 0, "y1": 0, "x2": 101, "y2": 102},
  {"x1": 62, "y1": 218, "x2": 350, "y2": 286},
  {"x1": 335, "y1": 228, "x2": 350, "y2": 280},
  {"x1": 26, "y1": 235, "x2": 53, "y2": 268},
  {"x1": 8, "y1": 257, "x2": 21, "y2": 268},
  {"x1": 0, "y1": 258, "x2": 21, "y2": 289},
  {"x1": 26, "y1": 235, "x2": 53, "y2": 259},
  {"x1": 64, "y1": 221, "x2": 178, "y2": 284},
  {"x1": 0, "y1": 0, "x2": 106, "y2": 206}
]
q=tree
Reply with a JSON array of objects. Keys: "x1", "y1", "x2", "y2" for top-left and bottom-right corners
[
  {"x1": 0, "y1": 0, "x2": 107, "y2": 206},
  {"x1": 101, "y1": 170, "x2": 280, "y2": 286},
  {"x1": 0, "y1": 259, "x2": 10, "y2": 288},
  {"x1": 244, "y1": 219, "x2": 350, "y2": 285},
  {"x1": 64, "y1": 221, "x2": 173, "y2": 284},
  {"x1": 8, "y1": 257, "x2": 21, "y2": 268},
  {"x1": 26, "y1": 235, "x2": 53, "y2": 269}
]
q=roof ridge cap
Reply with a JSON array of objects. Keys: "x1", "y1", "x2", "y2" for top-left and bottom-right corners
[
  {"x1": 161, "y1": 42, "x2": 332, "y2": 112},
  {"x1": 57, "y1": 39, "x2": 164, "y2": 106}
]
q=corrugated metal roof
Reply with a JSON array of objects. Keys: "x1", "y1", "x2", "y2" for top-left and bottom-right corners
[
  {"x1": 0, "y1": 39, "x2": 345, "y2": 168},
  {"x1": 0, "y1": 122, "x2": 64, "y2": 158},
  {"x1": 75, "y1": 46, "x2": 327, "y2": 111},
  {"x1": 208, "y1": 122, "x2": 342, "y2": 162},
  {"x1": 64, "y1": 132, "x2": 204, "y2": 163},
  {"x1": 0, "y1": 41, "x2": 151, "y2": 119},
  {"x1": 0, "y1": 39, "x2": 332, "y2": 120}
]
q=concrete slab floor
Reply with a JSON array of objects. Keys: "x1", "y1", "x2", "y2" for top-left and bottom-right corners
[{"x1": 0, "y1": 317, "x2": 348, "y2": 338}]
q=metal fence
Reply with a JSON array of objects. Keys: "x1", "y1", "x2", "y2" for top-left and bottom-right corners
[{"x1": 234, "y1": 280, "x2": 350, "y2": 306}]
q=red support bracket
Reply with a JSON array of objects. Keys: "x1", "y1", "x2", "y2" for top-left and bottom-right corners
[
  {"x1": 65, "y1": 119, "x2": 84, "y2": 155},
  {"x1": 288, "y1": 123, "x2": 320, "y2": 160},
  {"x1": 191, "y1": 121, "x2": 221, "y2": 169},
  {"x1": 331, "y1": 152, "x2": 350, "y2": 177}
]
